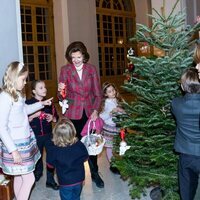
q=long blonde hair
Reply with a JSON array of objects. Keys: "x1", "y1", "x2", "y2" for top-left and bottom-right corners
[
  {"x1": 1, "y1": 61, "x2": 28, "y2": 102},
  {"x1": 52, "y1": 118, "x2": 78, "y2": 147}
]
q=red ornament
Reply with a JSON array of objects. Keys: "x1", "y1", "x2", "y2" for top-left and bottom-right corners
[
  {"x1": 39, "y1": 112, "x2": 46, "y2": 120},
  {"x1": 126, "y1": 74, "x2": 131, "y2": 81},
  {"x1": 60, "y1": 85, "x2": 67, "y2": 99},
  {"x1": 120, "y1": 129, "x2": 126, "y2": 140},
  {"x1": 128, "y1": 63, "x2": 134, "y2": 72}
]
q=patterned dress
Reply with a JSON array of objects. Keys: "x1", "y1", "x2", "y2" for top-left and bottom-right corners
[
  {"x1": 0, "y1": 92, "x2": 42, "y2": 175},
  {"x1": 99, "y1": 98, "x2": 120, "y2": 148}
]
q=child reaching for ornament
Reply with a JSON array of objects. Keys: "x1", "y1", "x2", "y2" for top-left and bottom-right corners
[
  {"x1": 26, "y1": 80, "x2": 59, "y2": 190},
  {"x1": 99, "y1": 82, "x2": 125, "y2": 174},
  {"x1": 0, "y1": 62, "x2": 53, "y2": 200}
]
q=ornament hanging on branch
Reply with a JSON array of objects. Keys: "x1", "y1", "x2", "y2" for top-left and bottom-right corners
[
  {"x1": 128, "y1": 47, "x2": 135, "y2": 57},
  {"x1": 119, "y1": 129, "x2": 130, "y2": 156},
  {"x1": 128, "y1": 63, "x2": 135, "y2": 72},
  {"x1": 59, "y1": 83, "x2": 69, "y2": 114}
]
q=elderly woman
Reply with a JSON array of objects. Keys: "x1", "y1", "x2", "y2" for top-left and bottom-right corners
[{"x1": 58, "y1": 41, "x2": 104, "y2": 188}]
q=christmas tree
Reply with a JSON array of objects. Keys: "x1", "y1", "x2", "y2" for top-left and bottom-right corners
[{"x1": 112, "y1": 0, "x2": 200, "y2": 199}]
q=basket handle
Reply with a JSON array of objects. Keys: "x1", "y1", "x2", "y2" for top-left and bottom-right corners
[
  {"x1": 87, "y1": 119, "x2": 96, "y2": 144},
  {"x1": 87, "y1": 119, "x2": 96, "y2": 136}
]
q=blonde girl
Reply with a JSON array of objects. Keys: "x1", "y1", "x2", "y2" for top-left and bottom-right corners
[
  {"x1": 99, "y1": 82, "x2": 125, "y2": 174},
  {"x1": 47, "y1": 118, "x2": 88, "y2": 200},
  {"x1": 0, "y1": 61, "x2": 52, "y2": 200}
]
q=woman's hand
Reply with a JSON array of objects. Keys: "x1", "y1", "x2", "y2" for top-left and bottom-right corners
[
  {"x1": 90, "y1": 110, "x2": 98, "y2": 121},
  {"x1": 41, "y1": 97, "x2": 53, "y2": 106},
  {"x1": 12, "y1": 150, "x2": 22, "y2": 164},
  {"x1": 58, "y1": 82, "x2": 66, "y2": 92}
]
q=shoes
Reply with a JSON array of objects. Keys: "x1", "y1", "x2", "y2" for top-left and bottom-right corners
[
  {"x1": 34, "y1": 173, "x2": 43, "y2": 182},
  {"x1": 150, "y1": 186, "x2": 164, "y2": 200},
  {"x1": 46, "y1": 182, "x2": 59, "y2": 190},
  {"x1": 91, "y1": 172, "x2": 104, "y2": 188},
  {"x1": 110, "y1": 166, "x2": 120, "y2": 175}
]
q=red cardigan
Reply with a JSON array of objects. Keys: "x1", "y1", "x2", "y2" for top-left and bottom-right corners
[{"x1": 59, "y1": 63, "x2": 102, "y2": 119}]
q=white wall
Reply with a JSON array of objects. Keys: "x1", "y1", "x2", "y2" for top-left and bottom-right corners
[
  {"x1": 53, "y1": 0, "x2": 99, "y2": 79},
  {"x1": 151, "y1": 0, "x2": 181, "y2": 16},
  {"x1": 0, "y1": 0, "x2": 23, "y2": 86},
  {"x1": 53, "y1": 0, "x2": 70, "y2": 78},
  {"x1": 134, "y1": 0, "x2": 150, "y2": 26}
]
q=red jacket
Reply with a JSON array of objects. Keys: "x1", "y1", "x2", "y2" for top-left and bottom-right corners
[{"x1": 59, "y1": 63, "x2": 102, "y2": 119}]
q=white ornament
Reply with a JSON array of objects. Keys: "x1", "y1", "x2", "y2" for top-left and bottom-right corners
[
  {"x1": 119, "y1": 140, "x2": 130, "y2": 156},
  {"x1": 59, "y1": 99, "x2": 69, "y2": 114},
  {"x1": 128, "y1": 48, "x2": 134, "y2": 56}
]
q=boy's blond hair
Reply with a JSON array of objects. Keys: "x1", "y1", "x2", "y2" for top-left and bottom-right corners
[
  {"x1": 1, "y1": 61, "x2": 28, "y2": 101},
  {"x1": 52, "y1": 118, "x2": 78, "y2": 147}
]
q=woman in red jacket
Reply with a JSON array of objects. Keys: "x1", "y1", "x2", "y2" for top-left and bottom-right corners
[{"x1": 58, "y1": 41, "x2": 104, "y2": 188}]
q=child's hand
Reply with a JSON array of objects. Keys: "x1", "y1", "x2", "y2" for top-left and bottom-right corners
[
  {"x1": 42, "y1": 97, "x2": 53, "y2": 106},
  {"x1": 110, "y1": 107, "x2": 125, "y2": 115},
  {"x1": 45, "y1": 113, "x2": 53, "y2": 122},
  {"x1": 116, "y1": 107, "x2": 125, "y2": 113},
  {"x1": 29, "y1": 111, "x2": 41, "y2": 121},
  {"x1": 12, "y1": 150, "x2": 22, "y2": 164},
  {"x1": 110, "y1": 108, "x2": 119, "y2": 115}
]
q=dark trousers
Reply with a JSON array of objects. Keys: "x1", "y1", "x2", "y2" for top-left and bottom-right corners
[
  {"x1": 179, "y1": 153, "x2": 200, "y2": 200},
  {"x1": 71, "y1": 111, "x2": 98, "y2": 174},
  {"x1": 59, "y1": 183, "x2": 82, "y2": 200},
  {"x1": 35, "y1": 134, "x2": 56, "y2": 183}
]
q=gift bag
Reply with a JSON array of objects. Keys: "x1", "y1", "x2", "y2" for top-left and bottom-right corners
[
  {"x1": 81, "y1": 117, "x2": 104, "y2": 137},
  {"x1": 81, "y1": 119, "x2": 105, "y2": 156}
]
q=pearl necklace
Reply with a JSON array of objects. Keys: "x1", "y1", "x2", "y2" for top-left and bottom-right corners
[
  {"x1": 75, "y1": 64, "x2": 83, "y2": 71},
  {"x1": 76, "y1": 67, "x2": 83, "y2": 71}
]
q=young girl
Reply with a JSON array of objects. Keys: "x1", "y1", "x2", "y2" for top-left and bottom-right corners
[
  {"x1": 26, "y1": 80, "x2": 59, "y2": 190},
  {"x1": 0, "y1": 61, "x2": 53, "y2": 200},
  {"x1": 47, "y1": 118, "x2": 88, "y2": 200},
  {"x1": 99, "y1": 82, "x2": 125, "y2": 174}
]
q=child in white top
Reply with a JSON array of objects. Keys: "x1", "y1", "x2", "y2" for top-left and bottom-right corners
[
  {"x1": 99, "y1": 82, "x2": 124, "y2": 174},
  {"x1": 0, "y1": 61, "x2": 53, "y2": 200}
]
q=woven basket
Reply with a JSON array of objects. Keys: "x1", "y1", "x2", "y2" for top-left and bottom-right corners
[{"x1": 81, "y1": 120, "x2": 105, "y2": 156}]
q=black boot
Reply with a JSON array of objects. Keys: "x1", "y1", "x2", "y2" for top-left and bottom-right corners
[
  {"x1": 150, "y1": 186, "x2": 164, "y2": 200},
  {"x1": 91, "y1": 172, "x2": 104, "y2": 188},
  {"x1": 46, "y1": 166, "x2": 59, "y2": 190},
  {"x1": 109, "y1": 166, "x2": 120, "y2": 175},
  {"x1": 88, "y1": 156, "x2": 104, "y2": 188}
]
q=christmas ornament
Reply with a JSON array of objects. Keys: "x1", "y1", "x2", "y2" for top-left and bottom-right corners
[
  {"x1": 126, "y1": 74, "x2": 131, "y2": 81},
  {"x1": 128, "y1": 63, "x2": 134, "y2": 72},
  {"x1": 60, "y1": 84, "x2": 67, "y2": 99},
  {"x1": 128, "y1": 47, "x2": 134, "y2": 56},
  {"x1": 119, "y1": 129, "x2": 130, "y2": 156},
  {"x1": 59, "y1": 83, "x2": 69, "y2": 114},
  {"x1": 39, "y1": 112, "x2": 46, "y2": 120},
  {"x1": 59, "y1": 99, "x2": 69, "y2": 114}
]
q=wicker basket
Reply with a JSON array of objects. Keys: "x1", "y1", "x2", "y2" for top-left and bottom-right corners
[{"x1": 81, "y1": 120, "x2": 105, "y2": 156}]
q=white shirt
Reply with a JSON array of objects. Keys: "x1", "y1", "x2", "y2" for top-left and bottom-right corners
[
  {"x1": 75, "y1": 64, "x2": 83, "y2": 80},
  {"x1": 0, "y1": 92, "x2": 44, "y2": 153},
  {"x1": 99, "y1": 98, "x2": 118, "y2": 126}
]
